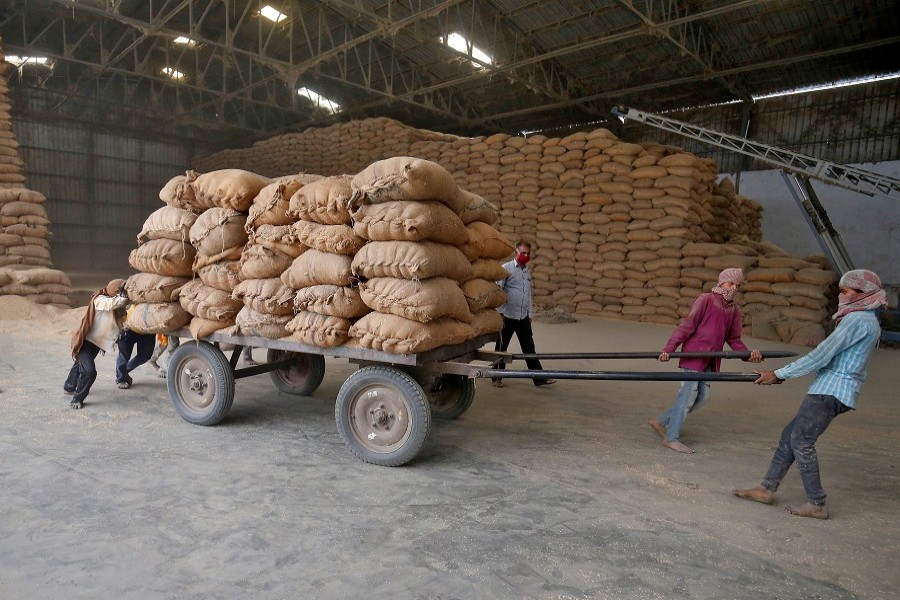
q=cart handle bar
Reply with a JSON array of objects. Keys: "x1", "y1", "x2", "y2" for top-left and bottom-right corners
[
  {"x1": 476, "y1": 369, "x2": 759, "y2": 382},
  {"x1": 510, "y1": 351, "x2": 797, "y2": 361}
]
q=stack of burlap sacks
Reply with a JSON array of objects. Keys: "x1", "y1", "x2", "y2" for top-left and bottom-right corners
[
  {"x1": 196, "y1": 118, "x2": 839, "y2": 346},
  {"x1": 0, "y1": 42, "x2": 71, "y2": 306},
  {"x1": 125, "y1": 158, "x2": 509, "y2": 354}
]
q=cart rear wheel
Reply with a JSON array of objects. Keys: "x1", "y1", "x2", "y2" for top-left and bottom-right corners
[
  {"x1": 426, "y1": 375, "x2": 475, "y2": 420},
  {"x1": 266, "y1": 349, "x2": 326, "y2": 395},
  {"x1": 335, "y1": 366, "x2": 431, "y2": 466},
  {"x1": 167, "y1": 341, "x2": 234, "y2": 426}
]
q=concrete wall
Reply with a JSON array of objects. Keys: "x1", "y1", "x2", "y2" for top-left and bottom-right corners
[{"x1": 726, "y1": 160, "x2": 900, "y2": 286}]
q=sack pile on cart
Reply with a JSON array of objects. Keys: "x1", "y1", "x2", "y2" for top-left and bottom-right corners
[{"x1": 127, "y1": 158, "x2": 511, "y2": 353}]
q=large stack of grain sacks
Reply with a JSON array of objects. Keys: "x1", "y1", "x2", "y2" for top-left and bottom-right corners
[
  {"x1": 196, "y1": 118, "x2": 840, "y2": 346},
  {"x1": 124, "y1": 158, "x2": 508, "y2": 354},
  {"x1": 0, "y1": 41, "x2": 72, "y2": 307}
]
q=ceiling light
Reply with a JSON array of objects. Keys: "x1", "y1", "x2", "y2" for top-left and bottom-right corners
[
  {"x1": 440, "y1": 32, "x2": 493, "y2": 68},
  {"x1": 162, "y1": 66, "x2": 186, "y2": 80},
  {"x1": 260, "y1": 5, "x2": 288, "y2": 23},
  {"x1": 298, "y1": 87, "x2": 341, "y2": 113},
  {"x1": 173, "y1": 36, "x2": 197, "y2": 46}
]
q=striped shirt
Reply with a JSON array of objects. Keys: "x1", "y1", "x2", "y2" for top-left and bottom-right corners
[
  {"x1": 774, "y1": 311, "x2": 881, "y2": 408},
  {"x1": 496, "y1": 260, "x2": 532, "y2": 320}
]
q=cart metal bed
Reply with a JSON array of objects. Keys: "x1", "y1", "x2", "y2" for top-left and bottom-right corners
[{"x1": 165, "y1": 330, "x2": 795, "y2": 466}]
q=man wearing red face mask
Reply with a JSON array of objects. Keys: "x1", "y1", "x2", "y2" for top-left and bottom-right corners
[
  {"x1": 492, "y1": 240, "x2": 556, "y2": 388},
  {"x1": 733, "y1": 269, "x2": 886, "y2": 519}
]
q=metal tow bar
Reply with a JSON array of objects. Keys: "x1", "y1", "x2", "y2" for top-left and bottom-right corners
[{"x1": 509, "y1": 351, "x2": 798, "y2": 361}]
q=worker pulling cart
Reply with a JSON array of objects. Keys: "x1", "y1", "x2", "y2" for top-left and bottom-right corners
[{"x1": 165, "y1": 329, "x2": 795, "y2": 467}]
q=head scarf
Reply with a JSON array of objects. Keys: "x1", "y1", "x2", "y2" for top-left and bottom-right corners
[
  {"x1": 711, "y1": 268, "x2": 744, "y2": 302},
  {"x1": 70, "y1": 278, "x2": 127, "y2": 360},
  {"x1": 833, "y1": 269, "x2": 886, "y2": 324}
]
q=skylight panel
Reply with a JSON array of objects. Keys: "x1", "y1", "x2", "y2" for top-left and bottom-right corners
[
  {"x1": 260, "y1": 5, "x2": 288, "y2": 23},
  {"x1": 298, "y1": 87, "x2": 341, "y2": 113},
  {"x1": 752, "y1": 72, "x2": 900, "y2": 100},
  {"x1": 441, "y1": 32, "x2": 493, "y2": 68},
  {"x1": 5, "y1": 55, "x2": 51, "y2": 67},
  {"x1": 173, "y1": 36, "x2": 197, "y2": 47}
]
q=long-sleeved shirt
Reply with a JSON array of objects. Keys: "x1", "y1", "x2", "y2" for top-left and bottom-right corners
[
  {"x1": 663, "y1": 292, "x2": 748, "y2": 372},
  {"x1": 496, "y1": 260, "x2": 531, "y2": 320},
  {"x1": 774, "y1": 310, "x2": 880, "y2": 408},
  {"x1": 85, "y1": 294, "x2": 129, "y2": 353}
]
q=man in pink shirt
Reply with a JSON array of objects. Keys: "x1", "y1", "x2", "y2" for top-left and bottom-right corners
[{"x1": 650, "y1": 268, "x2": 762, "y2": 453}]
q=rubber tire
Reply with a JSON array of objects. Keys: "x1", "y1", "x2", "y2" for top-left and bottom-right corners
[
  {"x1": 427, "y1": 375, "x2": 476, "y2": 420},
  {"x1": 167, "y1": 341, "x2": 235, "y2": 426},
  {"x1": 335, "y1": 366, "x2": 431, "y2": 467},
  {"x1": 266, "y1": 349, "x2": 326, "y2": 396}
]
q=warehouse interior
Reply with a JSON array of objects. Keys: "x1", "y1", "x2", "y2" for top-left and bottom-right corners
[{"x1": 1, "y1": 1, "x2": 899, "y2": 599}]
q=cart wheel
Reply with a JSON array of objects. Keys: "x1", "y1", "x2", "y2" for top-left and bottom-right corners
[
  {"x1": 167, "y1": 341, "x2": 235, "y2": 426},
  {"x1": 426, "y1": 375, "x2": 475, "y2": 420},
  {"x1": 335, "y1": 366, "x2": 431, "y2": 466},
  {"x1": 266, "y1": 349, "x2": 326, "y2": 396}
]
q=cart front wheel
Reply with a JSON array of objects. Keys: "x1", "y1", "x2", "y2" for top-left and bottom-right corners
[
  {"x1": 167, "y1": 341, "x2": 235, "y2": 426},
  {"x1": 427, "y1": 375, "x2": 475, "y2": 420},
  {"x1": 267, "y1": 349, "x2": 326, "y2": 395},
  {"x1": 335, "y1": 366, "x2": 431, "y2": 466}
]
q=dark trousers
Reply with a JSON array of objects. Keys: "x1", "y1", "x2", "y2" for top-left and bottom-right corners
[
  {"x1": 115, "y1": 329, "x2": 156, "y2": 384},
  {"x1": 494, "y1": 316, "x2": 548, "y2": 385},
  {"x1": 761, "y1": 394, "x2": 852, "y2": 506},
  {"x1": 65, "y1": 342, "x2": 101, "y2": 404}
]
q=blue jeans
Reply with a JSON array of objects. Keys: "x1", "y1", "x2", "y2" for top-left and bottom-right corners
[
  {"x1": 657, "y1": 367, "x2": 711, "y2": 442},
  {"x1": 761, "y1": 394, "x2": 851, "y2": 506},
  {"x1": 67, "y1": 341, "x2": 101, "y2": 404}
]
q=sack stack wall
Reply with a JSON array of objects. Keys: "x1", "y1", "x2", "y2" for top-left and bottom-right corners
[
  {"x1": 194, "y1": 118, "x2": 841, "y2": 345},
  {"x1": 0, "y1": 41, "x2": 72, "y2": 306}
]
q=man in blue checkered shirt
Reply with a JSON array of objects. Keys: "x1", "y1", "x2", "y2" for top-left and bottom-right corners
[{"x1": 733, "y1": 269, "x2": 887, "y2": 520}]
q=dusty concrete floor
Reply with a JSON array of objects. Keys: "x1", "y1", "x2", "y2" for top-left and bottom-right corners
[{"x1": 1, "y1": 311, "x2": 897, "y2": 600}]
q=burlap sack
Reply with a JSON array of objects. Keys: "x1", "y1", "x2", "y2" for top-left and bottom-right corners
[
  {"x1": 789, "y1": 323, "x2": 828, "y2": 347},
  {"x1": 359, "y1": 277, "x2": 473, "y2": 323},
  {"x1": 795, "y1": 268, "x2": 837, "y2": 286},
  {"x1": 189, "y1": 316, "x2": 235, "y2": 340},
  {"x1": 0, "y1": 201, "x2": 47, "y2": 218},
  {"x1": 746, "y1": 268, "x2": 794, "y2": 283},
  {"x1": 178, "y1": 279, "x2": 243, "y2": 321},
  {"x1": 460, "y1": 278, "x2": 507, "y2": 312},
  {"x1": 457, "y1": 190, "x2": 500, "y2": 225},
  {"x1": 781, "y1": 306, "x2": 828, "y2": 323},
  {"x1": 352, "y1": 241, "x2": 473, "y2": 282},
  {"x1": 27, "y1": 293, "x2": 70, "y2": 306},
  {"x1": 248, "y1": 224, "x2": 306, "y2": 257},
  {"x1": 287, "y1": 175, "x2": 353, "y2": 225},
  {"x1": 465, "y1": 222, "x2": 515, "y2": 260},
  {"x1": 124, "y1": 302, "x2": 191, "y2": 334},
  {"x1": 349, "y1": 312, "x2": 475, "y2": 354},
  {"x1": 189, "y1": 208, "x2": 248, "y2": 256},
  {"x1": 191, "y1": 169, "x2": 270, "y2": 212},
  {"x1": 129, "y1": 239, "x2": 195, "y2": 277},
  {"x1": 286, "y1": 312, "x2": 353, "y2": 348},
  {"x1": 281, "y1": 249, "x2": 354, "y2": 288},
  {"x1": 10, "y1": 267, "x2": 71, "y2": 286},
  {"x1": 350, "y1": 157, "x2": 466, "y2": 213},
  {"x1": 192, "y1": 245, "x2": 244, "y2": 270},
  {"x1": 197, "y1": 260, "x2": 241, "y2": 291},
  {"x1": 470, "y1": 259, "x2": 509, "y2": 282},
  {"x1": 137, "y1": 206, "x2": 198, "y2": 243},
  {"x1": 0, "y1": 269, "x2": 13, "y2": 287},
  {"x1": 234, "y1": 305, "x2": 291, "y2": 339},
  {"x1": 291, "y1": 220, "x2": 365, "y2": 255},
  {"x1": 704, "y1": 255, "x2": 759, "y2": 271},
  {"x1": 352, "y1": 200, "x2": 468, "y2": 246},
  {"x1": 125, "y1": 273, "x2": 189, "y2": 304},
  {"x1": 232, "y1": 278, "x2": 295, "y2": 316},
  {"x1": 246, "y1": 178, "x2": 306, "y2": 229},
  {"x1": 239, "y1": 245, "x2": 296, "y2": 280},
  {"x1": 470, "y1": 309, "x2": 504, "y2": 336},
  {"x1": 293, "y1": 285, "x2": 370, "y2": 318},
  {"x1": 771, "y1": 281, "x2": 826, "y2": 301},
  {"x1": 458, "y1": 225, "x2": 484, "y2": 262},
  {"x1": 159, "y1": 173, "x2": 199, "y2": 212}
]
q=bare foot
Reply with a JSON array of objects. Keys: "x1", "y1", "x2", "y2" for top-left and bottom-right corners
[
  {"x1": 649, "y1": 419, "x2": 666, "y2": 439},
  {"x1": 784, "y1": 503, "x2": 828, "y2": 520},
  {"x1": 244, "y1": 359, "x2": 259, "y2": 367},
  {"x1": 732, "y1": 485, "x2": 774, "y2": 505},
  {"x1": 661, "y1": 439, "x2": 694, "y2": 454},
  {"x1": 157, "y1": 368, "x2": 167, "y2": 379}
]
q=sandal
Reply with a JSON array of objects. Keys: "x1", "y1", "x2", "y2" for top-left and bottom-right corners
[{"x1": 492, "y1": 380, "x2": 504, "y2": 388}]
